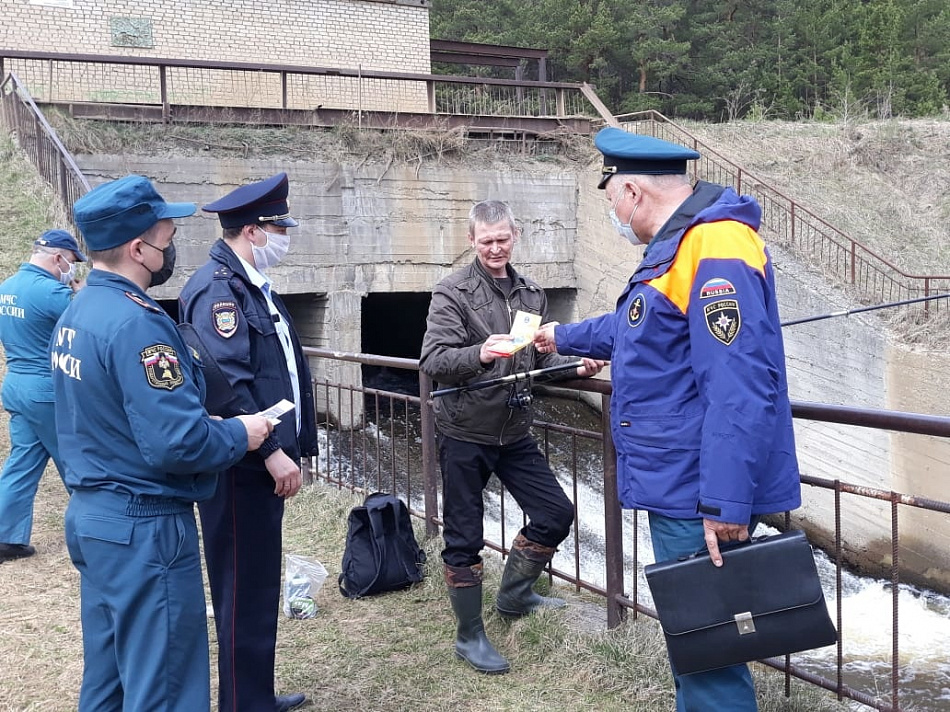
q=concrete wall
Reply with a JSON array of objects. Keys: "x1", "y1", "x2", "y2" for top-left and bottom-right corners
[
  {"x1": 72, "y1": 152, "x2": 950, "y2": 590},
  {"x1": 0, "y1": 0, "x2": 431, "y2": 111}
]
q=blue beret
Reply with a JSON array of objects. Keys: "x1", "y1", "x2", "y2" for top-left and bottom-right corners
[
  {"x1": 202, "y1": 172, "x2": 299, "y2": 229},
  {"x1": 595, "y1": 127, "x2": 701, "y2": 189},
  {"x1": 34, "y1": 229, "x2": 87, "y2": 262},
  {"x1": 74, "y1": 175, "x2": 196, "y2": 251}
]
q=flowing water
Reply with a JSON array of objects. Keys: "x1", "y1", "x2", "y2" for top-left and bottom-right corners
[{"x1": 319, "y1": 383, "x2": 950, "y2": 710}]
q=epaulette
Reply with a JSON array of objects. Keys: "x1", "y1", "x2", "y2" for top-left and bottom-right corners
[
  {"x1": 213, "y1": 265, "x2": 233, "y2": 280},
  {"x1": 124, "y1": 291, "x2": 163, "y2": 314}
]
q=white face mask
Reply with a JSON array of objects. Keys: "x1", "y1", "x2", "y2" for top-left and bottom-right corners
[
  {"x1": 57, "y1": 256, "x2": 76, "y2": 286},
  {"x1": 609, "y1": 193, "x2": 639, "y2": 245},
  {"x1": 251, "y1": 227, "x2": 291, "y2": 271}
]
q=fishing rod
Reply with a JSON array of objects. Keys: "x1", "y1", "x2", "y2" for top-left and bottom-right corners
[
  {"x1": 781, "y1": 292, "x2": 950, "y2": 327},
  {"x1": 430, "y1": 292, "x2": 948, "y2": 398},
  {"x1": 429, "y1": 360, "x2": 585, "y2": 399}
]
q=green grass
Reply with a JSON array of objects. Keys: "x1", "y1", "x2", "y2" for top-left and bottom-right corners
[{"x1": 0, "y1": 131, "x2": 70, "y2": 279}]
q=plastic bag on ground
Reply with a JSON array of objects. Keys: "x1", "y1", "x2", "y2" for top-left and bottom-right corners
[{"x1": 283, "y1": 553, "x2": 328, "y2": 619}]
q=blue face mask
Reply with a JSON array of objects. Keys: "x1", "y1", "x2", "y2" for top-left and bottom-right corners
[{"x1": 609, "y1": 193, "x2": 639, "y2": 245}]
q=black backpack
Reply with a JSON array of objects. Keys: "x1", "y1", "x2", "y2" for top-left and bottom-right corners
[{"x1": 338, "y1": 492, "x2": 426, "y2": 599}]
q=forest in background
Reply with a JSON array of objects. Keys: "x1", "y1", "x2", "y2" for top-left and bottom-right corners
[{"x1": 430, "y1": 0, "x2": 950, "y2": 121}]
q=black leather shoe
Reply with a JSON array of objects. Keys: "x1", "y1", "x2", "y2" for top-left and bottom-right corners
[
  {"x1": 0, "y1": 543, "x2": 35, "y2": 563},
  {"x1": 275, "y1": 693, "x2": 307, "y2": 711}
]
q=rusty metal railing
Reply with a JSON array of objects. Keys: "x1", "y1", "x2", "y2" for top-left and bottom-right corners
[
  {"x1": 302, "y1": 346, "x2": 950, "y2": 712},
  {"x1": 0, "y1": 50, "x2": 603, "y2": 133},
  {"x1": 0, "y1": 71, "x2": 90, "y2": 233},
  {"x1": 618, "y1": 110, "x2": 950, "y2": 318}
]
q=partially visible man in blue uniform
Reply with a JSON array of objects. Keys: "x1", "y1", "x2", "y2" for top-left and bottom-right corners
[
  {"x1": 534, "y1": 128, "x2": 801, "y2": 712},
  {"x1": 52, "y1": 175, "x2": 273, "y2": 712},
  {"x1": 179, "y1": 172, "x2": 318, "y2": 712},
  {"x1": 0, "y1": 229, "x2": 85, "y2": 563}
]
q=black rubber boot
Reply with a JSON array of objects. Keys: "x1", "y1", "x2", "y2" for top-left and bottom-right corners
[
  {"x1": 445, "y1": 564, "x2": 510, "y2": 675},
  {"x1": 495, "y1": 534, "x2": 566, "y2": 619}
]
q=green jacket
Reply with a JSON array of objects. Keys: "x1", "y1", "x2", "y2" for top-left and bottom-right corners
[{"x1": 420, "y1": 258, "x2": 575, "y2": 446}]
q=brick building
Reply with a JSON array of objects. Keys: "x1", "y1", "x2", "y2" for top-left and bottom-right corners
[{"x1": 0, "y1": 0, "x2": 432, "y2": 111}]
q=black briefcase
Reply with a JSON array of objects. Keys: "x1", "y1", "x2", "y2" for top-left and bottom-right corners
[{"x1": 644, "y1": 529, "x2": 837, "y2": 675}]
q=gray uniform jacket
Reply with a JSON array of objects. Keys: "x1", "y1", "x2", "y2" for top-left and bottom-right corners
[{"x1": 420, "y1": 258, "x2": 577, "y2": 446}]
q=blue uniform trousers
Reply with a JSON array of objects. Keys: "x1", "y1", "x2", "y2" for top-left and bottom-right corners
[
  {"x1": 0, "y1": 375, "x2": 66, "y2": 544},
  {"x1": 65, "y1": 489, "x2": 211, "y2": 712},
  {"x1": 199, "y1": 465, "x2": 284, "y2": 712},
  {"x1": 648, "y1": 512, "x2": 758, "y2": 712},
  {"x1": 438, "y1": 434, "x2": 574, "y2": 568}
]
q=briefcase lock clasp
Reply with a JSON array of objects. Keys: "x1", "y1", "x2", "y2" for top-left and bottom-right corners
[{"x1": 734, "y1": 611, "x2": 756, "y2": 635}]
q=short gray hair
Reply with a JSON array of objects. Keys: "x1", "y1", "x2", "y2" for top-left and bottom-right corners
[{"x1": 468, "y1": 200, "x2": 518, "y2": 236}]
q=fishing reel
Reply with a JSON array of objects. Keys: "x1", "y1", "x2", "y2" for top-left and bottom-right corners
[{"x1": 507, "y1": 383, "x2": 533, "y2": 409}]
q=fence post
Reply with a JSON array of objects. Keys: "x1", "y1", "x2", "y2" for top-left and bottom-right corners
[
  {"x1": 426, "y1": 80, "x2": 436, "y2": 114},
  {"x1": 850, "y1": 241, "x2": 856, "y2": 284},
  {"x1": 159, "y1": 65, "x2": 169, "y2": 124},
  {"x1": 601, "y1": 394, "x2": 626, "y2": 629},
  {"x1": 556, "y1": 88, "x2": 566, "y2": 117},
  {"x1": 281, "y1": 71, "x2": 288, "y2": 110},
  {"x1": 419, "y1": 371, "x2": 440, "y2": 538}
]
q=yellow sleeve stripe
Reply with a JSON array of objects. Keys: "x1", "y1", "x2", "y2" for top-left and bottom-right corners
[{"x1": 649, "y1": 222, "x2": 767, "y2": 314}]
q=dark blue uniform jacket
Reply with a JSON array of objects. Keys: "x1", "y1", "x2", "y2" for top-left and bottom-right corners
[{"x1": 178, "y1": 240, "x2": 318, "y2": 470}]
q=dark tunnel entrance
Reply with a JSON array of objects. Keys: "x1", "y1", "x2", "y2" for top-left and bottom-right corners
[
  {"x1": 359, "y1": 288, "x2": 577, "y2": 396},
  {"x1": 361, "y1": 292, "x2": 432, "y2": 395}
]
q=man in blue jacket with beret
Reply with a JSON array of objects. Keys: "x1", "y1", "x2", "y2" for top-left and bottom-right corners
[
  {"x1": 179, "y1": 172, "x2": 318, "y2": 712},
  {"x1": 535, "y1": 128, "x2": 801, "y2": 712},
  {"x1": 53, "y1": 174, "x2": 273, "y2": 711},
  {"x1": 0, "y1": 229, "x2": 84, "y2": 563}
]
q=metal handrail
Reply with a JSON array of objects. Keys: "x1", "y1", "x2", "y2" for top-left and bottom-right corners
[
  {"x1": 0, "y1": 71, "x2": 90, "y2": 234},
  {"x1": 303, "y1": 346, "x2": 950, "y2": 711},
  {"x1": 619, "y1": 110, "x2": 950, "y2": 313}
]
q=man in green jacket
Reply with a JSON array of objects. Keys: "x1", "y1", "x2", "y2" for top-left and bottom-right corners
[{"x1": 420, "y1": 199, "x2": 603, "y2": 674}]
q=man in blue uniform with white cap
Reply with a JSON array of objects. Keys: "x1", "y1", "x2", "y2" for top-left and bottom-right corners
[
  {"x1": 179, "y1": 172, "x2": 318, "y2": 712},
  {"x1": 52, "y1": 174, "x2": 273, "y2": 711},
  {"x1": 535, "y1": 128, "x2": 801, "y2": 711},
  {"x1": 0, "y1": 229, "x2": 84, "y2": 563}
]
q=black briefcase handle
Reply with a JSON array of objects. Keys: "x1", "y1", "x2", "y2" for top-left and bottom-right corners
[{"x1": 678, "y1": 534, "x2": 771, "y2": 562}]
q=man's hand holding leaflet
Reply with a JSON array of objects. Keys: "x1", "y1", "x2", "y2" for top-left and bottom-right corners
[{"x1": 487, "y1": 310, "x2": 541, "y2": 357}]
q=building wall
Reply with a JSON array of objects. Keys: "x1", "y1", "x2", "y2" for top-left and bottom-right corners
[{"x1": 0, "y1": 0, "x2": 431, "y2": 110}]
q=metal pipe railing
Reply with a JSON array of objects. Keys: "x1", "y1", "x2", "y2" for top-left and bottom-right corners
[{"x1": 302, "y1": 346, "x2": 950, "y2": 711}]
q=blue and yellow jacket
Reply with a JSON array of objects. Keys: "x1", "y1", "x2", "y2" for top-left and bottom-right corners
[{"x1": 555, "y1": 181, "x2": 801, "y2": 524}]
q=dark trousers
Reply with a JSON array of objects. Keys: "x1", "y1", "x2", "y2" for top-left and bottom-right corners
[
  {"x1": 199, "y1": 466, "x2": 285, "y2": 712},
  {"x1": 438, "y1": 434, "x2": 574, "y2": 568}
]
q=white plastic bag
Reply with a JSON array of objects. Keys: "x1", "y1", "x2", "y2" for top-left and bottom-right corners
[{"x1": 283, "y1": 554, "x2": 328, "y2": 619}]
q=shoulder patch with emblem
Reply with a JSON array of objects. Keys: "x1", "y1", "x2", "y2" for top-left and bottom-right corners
[
  {"x1": 627, "y1": 292, "x2": 646, "y2": 328},
  {"x1": 125, "y1": 291, "x2": 162, "y2": 314},
  {"x1": 212, "y1": 300, "x2": 239, "y2": 338},
  {"x1": 704, "y1": 299, "x2": 741, "y2": 345},
  {"x1": 141, "y1": 344, "x2": 184, "y2": 390},
  {"x1": 700, "y1": 278, "x2": 736, "y2": 299}
]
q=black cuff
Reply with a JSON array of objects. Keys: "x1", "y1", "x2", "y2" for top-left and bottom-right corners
[{"x1": 258, "y1": 435, "x2": 281, "y2": 460}]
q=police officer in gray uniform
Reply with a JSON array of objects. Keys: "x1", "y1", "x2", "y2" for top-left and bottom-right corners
[
  {"x1": 0, "y1": 229, "x2": 84, "y2": 563},
  {"x1": 52, "y1": 175, "x2": 273, "y2": 712}
]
